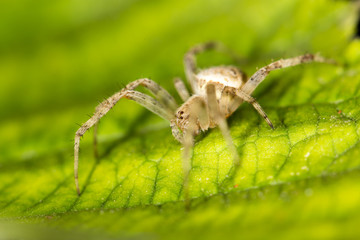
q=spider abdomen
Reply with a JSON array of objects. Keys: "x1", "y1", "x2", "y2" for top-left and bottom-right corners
[{"x1": 195, "y1": 66, "x2": 246, "y2": 98}]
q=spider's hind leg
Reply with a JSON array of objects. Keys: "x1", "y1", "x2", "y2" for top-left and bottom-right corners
[
  {"x1": 184, "y1": 42, "x2": 243, "y2": 92},
  {"x1": 236, "y1": 89, "x2": 274, "y2": 129},
  {"x1": 241, "y1": 53, "x2": 335, "y2": 95},
  {"x1": 237, "y1": 54, "x2": 334, "y2": 129}
]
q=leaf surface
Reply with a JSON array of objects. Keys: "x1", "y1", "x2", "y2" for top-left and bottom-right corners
[{"x1": 0, "y1": 0, "x2": 359, "y2": 239}]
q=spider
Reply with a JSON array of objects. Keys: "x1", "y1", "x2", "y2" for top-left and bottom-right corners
[{"x1": 74, "y1": 42, "x2": 332, "y2": 200}]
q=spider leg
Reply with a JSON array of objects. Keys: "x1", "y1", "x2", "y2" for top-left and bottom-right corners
[
  {"x1": 241, "y1": 53, "x2": 335, "y2": 95},
  {"x1": 236, "y1": 89, "x2": 274, "y2": 129},
  {"x1": 170, "y1": 119, "x2": 183, "y2": 143},
  {"x1": 92, "y1": 78, "x2": 178, "y2": 159},
  {"x1": 75, "y1": 87, "x2": 174, "y2": 195},
  {"x1": 184, "y1": 42, "x2": 242, "y2": 92},
  {"x1": 184, "y1": 42, "x2": 217, "y2": 91},
  {"x1": 181, "y1": 96, "x2": 209, "y2": 209},
  {"x1": 206, "y1": 84, "x2": 240, "y2": 166},
  {"x1": 125, "y1": 78, "x2": 178, "y2": 111},
  {"x1": 174, "y1": 77, "x2": 190, "y2": 101},
  {"x1": 182, "y1": 115, "x2": 196, "y2": 209},
  {"x1": 219, "y1": 87, "x2": 243, "y2": 118}
]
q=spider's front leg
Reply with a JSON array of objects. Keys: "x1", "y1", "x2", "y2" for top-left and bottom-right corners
[
  {"x1": 91, "y1": 78, "x2": 179, "y2": 160},
  {"x1": 181, "y1": 113, "x2": 197, "y2": 208},
  {"x1": 172, "y1": 96, "x2": 209, "y2": 208},
  {"x1": 74, "y1": 79, "x2": 176, "y2": 196},
  {"x1": 206, "y1": 84, "x2": 240, "y2": 166}
]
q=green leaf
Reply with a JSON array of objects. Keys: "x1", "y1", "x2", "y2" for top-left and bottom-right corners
[{"x1": 1, "y1": 0, "x2": 360, "y2": 239}]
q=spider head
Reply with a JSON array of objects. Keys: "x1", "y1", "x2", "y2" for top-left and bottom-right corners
[
  {"x1": 174, "y1": 97, "x2": 207, "y2": 135},
  {"x1": 175, "y1": 109, "x2": 198, "y2": 133}
]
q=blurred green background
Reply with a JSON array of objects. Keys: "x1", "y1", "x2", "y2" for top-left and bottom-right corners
[
  {"x1": 0, "y1": 0, "x2": 355, "y2": 118},
  {"x1": 1, "y1": 0, "x2": 360, "y2": 239},
  {"x1": 0, "y1": 0, "x2": 356, "y2": 162}
]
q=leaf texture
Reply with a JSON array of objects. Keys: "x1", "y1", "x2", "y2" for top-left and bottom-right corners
[{"x1": 0, "y1": 0, "x2": 359, "y2": 239}]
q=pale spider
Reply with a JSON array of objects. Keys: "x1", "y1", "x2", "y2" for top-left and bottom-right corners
[{"x1": 74, "y1": 42, "x2": 332, "y2": 199}]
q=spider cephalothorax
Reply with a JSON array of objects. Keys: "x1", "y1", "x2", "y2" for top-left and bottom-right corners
[{"x1": 74, "y1": 42, "x2": 332, "y2": 203}]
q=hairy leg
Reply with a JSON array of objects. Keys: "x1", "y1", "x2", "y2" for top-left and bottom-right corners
[
  {"x1": 206, "y1": 84, "x2": 240, "y2": 166},
  {"x1": 74, "y1": 87, "x2": 174, "y2": 195},
  {"x1": 174, "y1": 77, "x2": 190, "y2": 102},
  {"x1": 170, "y1": 119, "x2": 183, "y2": 143},
  {"x1": 184, "y1": 42, "x2": 242, "y2": 91},
  {"x1": 91, "y1": 78, "x2": 178, "y2": 164},
  {"x1": 184, "y1": 42, "x2": 217, "y2": 91},
  {"x1": 236, "y1": 89, "x2": 274, "y2": 129},
  {"x1": 219, "y1": 86, "x2": 243, "y2": 118},
  {"x1": 125, "y1": 78, "x2": 178, "y2": 111},
  {"x1": 181, "y1": 96, "x2": 209, "y2": 208},
  {"x1": 241, "y1": 54, "x2": 335, "y2": 95},
  {"x1": 182, "y1": 115, "x2": 196, "y2": 209}
]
